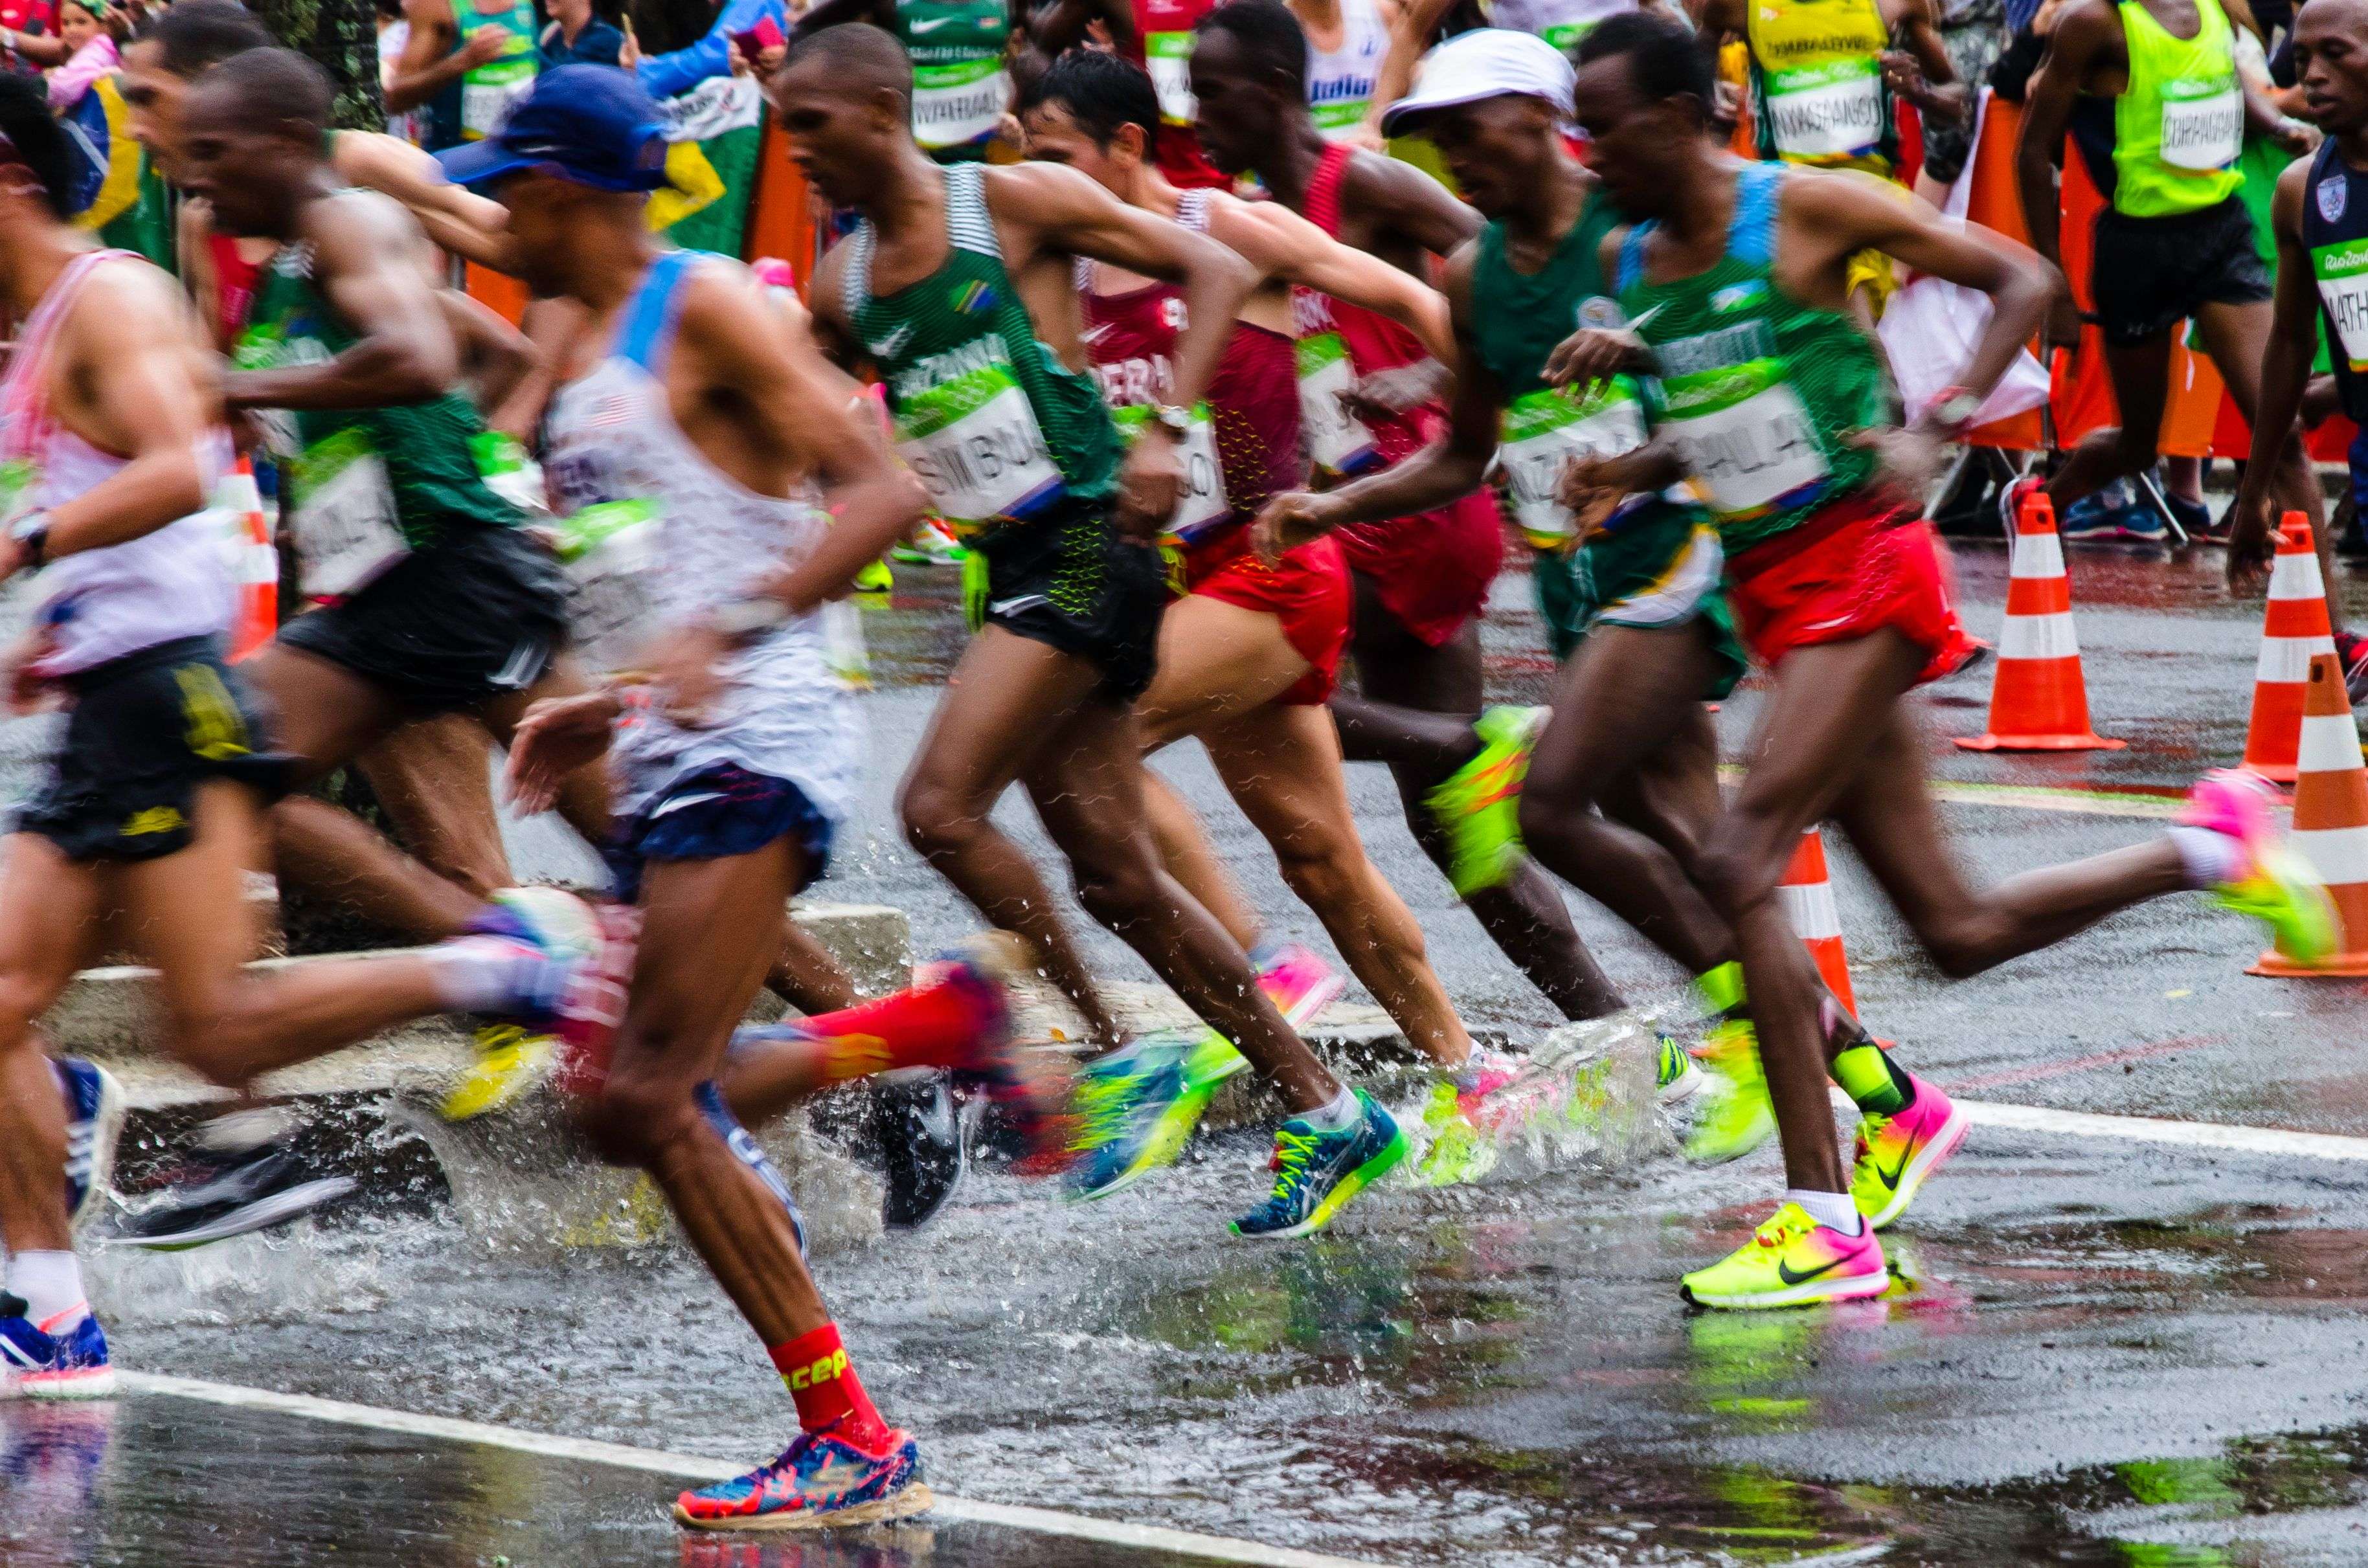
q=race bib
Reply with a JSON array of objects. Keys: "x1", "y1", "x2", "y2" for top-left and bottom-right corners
[
  {"x1": 0, "y1": 458, "x2": 35, "y2": 530},
  {"x1": 1296, "y1": 333, "x2": 1379, "y2": 476},
  {"x1": 1496, "y1": 383, "x2": 1648, "y2": 549},
  {"x1": 551, "y1": 497, "x2": 662, "y2": 675},
  {"x1": 1114, "y1": 401, "x2": 1230, "y2": 545},
  {"x1": 289, "y1": 427, "x2": 409, "y2": 599},
  {"x1": 2158, "y1": 79, "x2": 2241, "y2": 172},
  {"x1": 472, "y1": 431, "x2": 549, "y2": 519},
  {"x1": 461, "y1": 48, "x2": 535, "y2": 140},
  {"x1": 2314, "y1": 235, "x2": 2368, "y2": 373},
  {"x1": 1765, "y1": 58, "x2": 1884, "y2": 161},
  {"x1": 896, "y1": 361, "x2": 1065, "y2": 528},
  {"x1": 912, "y1": 58, "x2": 1011, "y2": 150},
  {"x1": 1146, "y1": 31, "x2": 1195, "y2": 125},
  {"x1": 1659, "y1": 359, "x2": 1829, "y2": 519}
]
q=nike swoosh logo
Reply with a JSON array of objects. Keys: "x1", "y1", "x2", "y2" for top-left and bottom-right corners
[
  {"x1": 989, "y1": 594, "x2": 1048, "y2": 616},
  {"x1": 875, "y1": 326, "x2": 914, "y2": 358},
  {"x1": 1776, "y1": 1257, "x2": 1846, "y2": 1286},
  {"x1": 1874, "y1": 1145, "x2": 1913, "y2": 1190},
  {"x1": 907, "y1": 15, "x2": 954, "y2": 29},
  {"x1": 650, "y1": 791, "x2": 725, "y2": 818},
  {"x1": 1081, "y1": 322, "x2": 1113, "y2": 344}
]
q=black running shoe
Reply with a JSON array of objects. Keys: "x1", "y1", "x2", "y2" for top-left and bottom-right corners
[
  {"x1": 873, "y1": 1071, "x2": 965, "y2": 1231},
  {"x1": 109, "y1": 1138, "x2": 354, "y2": 1250}
]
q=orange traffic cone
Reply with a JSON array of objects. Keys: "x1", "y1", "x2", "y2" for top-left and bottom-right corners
[
  {"x1": 221, "y1": 456, "x2": 277, "y2": 662},
  {"x1": 2248, "y1": 651, "x2": 2368, "y2": 976},
  {"x1": 2240, "y1": 513, "x2": 2336, "y2": 785},
  {"x1": 1780, "y1": 827, "x2": 1858, "y2": 1016},
  {"x1": 1956, "y1": 491, "x2": 2123, "y2": 752}
]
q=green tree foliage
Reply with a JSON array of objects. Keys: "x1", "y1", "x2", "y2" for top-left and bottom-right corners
[{"x1": 251, "y1": 0, "x2": 385, "y2": 129}]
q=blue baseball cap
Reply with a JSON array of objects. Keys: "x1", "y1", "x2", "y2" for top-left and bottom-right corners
[{"x1": 436, "y1": 65, "x2": 671, "y2": 193}]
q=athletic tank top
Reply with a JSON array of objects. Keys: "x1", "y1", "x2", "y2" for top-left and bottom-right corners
[
  {"x1": 1303, "y1": 0, "x2": 1389, "y2": 142},
  {"x1": 207, "y1": 231, "x2": 264, "y2": 344},
  {"x1": 2112, "y1": 0, "x2": 2243, "y2": 218},
  {"x1": 2303, "y1": 139, "x2": 2368, "y2": 422},
  {"x1": 236, "y1": 191, "x2": 520, "y2": 595},
  {"x1": 1472, "y1": 188, "x2": 1660, "y2": 549},
  {"x1": 540, "y1": 249, "x2": 861, "y2": 825},
  {"x1": 1616, "y1": 161, "x2": 1883, "y2": 549},
  {"x1": 1489, "y1": 0, "x2": 1636, "y2": 52},
  {"x1": 1131, "y1": 0, "x2": 1226, "y2": 186},
  {"x1": 1077, "y1": 190, "x2": 1304, "y2": 554},
  {"x1": 0, "y1": 250, "x2": 235, "y2": 673},
  {"x1": 1746, "y1": 0, "x2": 1896, "y2": 175},
  {"x1": 894, "y1": 0, "x2": 1013, "y2": 157},
  {"x1": 1292, "y1": 141, "x2": 1442, "y2": 478},
  {"x1": 425, "y1": 0, "x2": 540, "y2": 151},
  {"x1": 843, "y1": 162, "x2": 1120, "y2": 525}
]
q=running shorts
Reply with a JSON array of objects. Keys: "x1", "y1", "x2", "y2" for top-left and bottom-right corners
[
  {"x1": 1333, "y1": 489, "x2": 1504, "y2": 647},
  {"x1": 600, "y1": 760, "x2": 835, "y2": 904},
  {"x1": 1529, "y1": 502, "x2": 1749, "y2": 700},
  {"x1": 2090, "y1": 196, "x2": 2271, "y2": 347},
  {"x1": 1724, "y1": 489, "x2": 1978, "y2": 687},
  {"x1": 967, "y1": 502, "x2": 1168, "y2": 702},
  {"x1": 2349, "y1": 425, "x2": 2368, "y2": 515},
  {"x1": 277, "y1": 524, "x2": 570, "y2": 713},
  {"x1": 18, "y1": 636, "x2": 289, "y2": 860},
  {"x1": 1180, "y1": 531, "x2": 1353, "y2": 705}
]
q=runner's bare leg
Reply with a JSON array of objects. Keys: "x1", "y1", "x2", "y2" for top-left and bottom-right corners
[
  {"x1": 0, "y1": 837, "x2": 107, "y2": 1258},
  {"x1": 2193, "y1": 296, "x2": 2344, "y2": 635}
]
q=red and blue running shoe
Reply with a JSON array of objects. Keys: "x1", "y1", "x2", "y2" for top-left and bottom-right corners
[
  {"x1": 674, "y1": 1424, "x2": 930, "y2": 1531},
  {"x1": 0, "y1": 1299, "x2": 113, "y2": 1400}
]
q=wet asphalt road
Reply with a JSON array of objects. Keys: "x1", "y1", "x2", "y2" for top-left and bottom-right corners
[{"x1": 22, "y1": 533, "x2": 2368, "y2": 1567}]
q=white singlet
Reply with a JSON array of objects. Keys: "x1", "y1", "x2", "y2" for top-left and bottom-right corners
[{"x1": 1303, "y1": 0, "x2": 1389, "y2": 141}]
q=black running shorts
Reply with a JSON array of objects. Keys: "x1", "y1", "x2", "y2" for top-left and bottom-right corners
[
  {"x1": 17, "y1": 636, "x2": 289, "y2": 861},
  {"x1": 969, "y1": 501, "x2": 1167, "y2": 702},
  {"x1": 276, "y1": 523, "x2": 570, "y2": 713},
  {"x1": 2090, "y1": 195, "x2": 2272, "y2": 347}
]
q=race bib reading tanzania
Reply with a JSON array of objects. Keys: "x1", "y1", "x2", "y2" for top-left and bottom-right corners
[
  {"x1": 2314, "y1": 236, "x2": 2368, "y2": 373},
  {"x1": 1658, "y1": 359, "x2": 1829, "y2": 519},
  {"x1": 1496, "y1": 383, "x2": 1649, "y2": 549},
  {"x1": 1114, "y1": 401, "x2": 1230, "y2": 544},
  {"x1": 896, "y1": 361, "x2": 1065, "y2": 528},
  {"x1": 2158, "y1": 78, "x2": 2242, "y2": 172},
  {"x1": 550, "y1": 497, "x2": 662, "y2": 674},
  {"x1": 912, "y1": 58, "x2": 1011, "y2": 150},
  {"x1": 1765, "y1": 58, "x2": 1884, "y2": 161},
  {"x1": 288, "y1": 426, "x2": 409, "y2": 599},
  {"x1": 1295, "y1": 333, "x2": 1379, "y2": 477}
]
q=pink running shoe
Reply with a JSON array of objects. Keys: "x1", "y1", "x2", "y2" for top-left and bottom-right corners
[
  {"x1": 2179, "y1": 769, "x2": 2338, "y2": 963},
  {"x1": 1257, "y1": 943, "x2": 1346, "y2": 1029},
  {"x1": 1849, "y1": 1073, "x2": 1970, "y2": 1231}
]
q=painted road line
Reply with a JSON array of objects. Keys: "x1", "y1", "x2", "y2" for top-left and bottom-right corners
[
  {"x1": 120, "y1": 1372, "x2": 1399, "y2": 1568},
  {"x1": 1717, "y1": 765, "x2": 2191, "y2": 820},
  {"x1": 1941, "y1": 1035, "x2": 2222, "y2": 1095},
  {"x1": 1955, "y1": 1101, "x2": 2368, "y2": 1162}
]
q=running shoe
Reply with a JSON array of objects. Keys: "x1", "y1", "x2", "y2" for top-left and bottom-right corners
[
  {"x1": 0, "y1": 1301, "x2": 113, "y2": 1400},
  {"x1": 56, "y1": 1057, "x2": 123, "y2": 1233},
  {"x1": 1257, "y1": 941, "x2": 1346, "y2": 1029},
  {"x1": 853, "y1": 557, "x2": 894, "y2": 594},
  {"x1": 438, "y1": 1023, "x2": 557, "y2": 1122},
  {"x1": 1426, "y1": 706, "x2": 1544, "y2": 899},
  {"x1": 891, "y1": 519, "x2": 967, "y2": 566},
  {"x1": 1684, "y1": 1020, "x2": 1776, "y2": 1164},
  {"x1": 927, "y1": 932, "x2": 1068, "y2": 1165},
  {"x1": 2163, "y1": 489, "x2": 2216, "y2": 542},
  {"x1": 1996, "y1": 473, "x2": 2044, "y2": 535},
  {"x1": 1679, "y1": 1203, "x2": 1888, "y2": 1311},
  {"x1": 1655, "y1": 1031, "x2": 1704, "y2": 1103},
  {"x1": 2059, "y1": 480, "x2": 2165, "y2": 543},
  {"x1": 1065, "y1": 1035, "x2": 1194, "y2": 1202},
  {"x1": 1232, "y1": 1091, "x2": 1407, "y2": 1238},
  {"x1": 2181, "y1": 768, "x2": 2340, "y2": 963},
  {"x1": 1848, "y1": 1074, "x2": 1970, "y2": 1231},
  {"x1": 2337, "y1": 631, "x2": 2368, "y2": 708},
  {"x1": 109, "y1": 1137, "x2": 355, "y2": 1250},
  {"x1": 1413, "y1": 1070, "x2": 1507, "y2": 1186},
  {"x1": 873, "y1": 1071, "x2": 966, "y2": 1231},
  {"x1": 673, "y1": 1424, "x2": 931, "y2": 1530}
]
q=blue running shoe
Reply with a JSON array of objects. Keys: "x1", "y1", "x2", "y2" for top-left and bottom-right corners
[
  {"x1": 673, "y1": 1426, "x2": 931, "y2": 1530},
  {"x1": 56, "y1": 1058, "x2": 123, "y2": 1233},
  {"x1": 1065, "y1": 1035, "x2": 1193, "y2": 1202},
  {"x1": 0, "y1": 1298, "x2": 114, "y2": 1400},
  {"x1": 1231, "y1": 1090, "x2": 1408, "y2": 1238}
]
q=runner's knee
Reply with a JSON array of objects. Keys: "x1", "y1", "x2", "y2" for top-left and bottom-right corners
[
  {"x1": 1270, "y1": 826, "x2": 1364, "y2": 916},
  {"x1": 1068, "y1": 844, "x2": 1166, "y2": 928},
  {"x1": 897, "y1": 775, "x2": 983, "y2": 862},
  {"x1": 1696, "y1": 819, "x2": 1790, "y2": 921},
  {"x1": 1906, "y1": 905, "x2": 2013, "y2": 980},
  {"x1": 581, "y1": 1057, "x2": 705, "y2": 1166}
]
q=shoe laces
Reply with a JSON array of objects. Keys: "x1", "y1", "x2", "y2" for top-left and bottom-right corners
[
  {"x1": 1267, "y1": 1126, "x2": 1321, "y2": 1201},
  {"x1": 1753, "y1": 1209, "x2": 1810, "y2": 1249}
]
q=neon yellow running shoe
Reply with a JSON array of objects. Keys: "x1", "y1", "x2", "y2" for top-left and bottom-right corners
[
  {"x1": 440, "y1": 1024, "x2": 557, "y2": 1121},
  {"x1": 853, "y1": 557, "x2": 894, "y2": 594},
  {"x1": 1684, "y1": 1020, "x2": 1775, "y2": 1164},
  {"x1": 1425, "y1": 706, "x2": 1544, "y2": 899},
  {"x1": 1680, "y1": 1202, "x2": 1888, "y2": 1311},
  {"x1": 1655, "y1": 1032, "x2": 1704, "y2": 1103},
  {"x1": 1414, "y1": 1078, "x2": 1500, "y2": 1186},
  {"x1": 1066, "y1": 1031, "x2": 1245, "y2": 1200},
  {"x1": 2182, "y1": 769, "x2": 2339, "y2": 963},
  {"x1": 1848, "y1": 1073, "x2": 1970, "y2": 1231}
]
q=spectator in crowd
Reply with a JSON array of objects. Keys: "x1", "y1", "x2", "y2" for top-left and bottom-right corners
[
  {"x1": 45, "y1": 0, "x2": 115, "y2": 111},
  {"x1": 542, "y1": 0, "x2": 629, "y2": 67}
]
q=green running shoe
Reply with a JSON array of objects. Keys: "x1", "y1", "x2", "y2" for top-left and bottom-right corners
[
  {"x1": 1414, "y1": 1077, "x2": 1500, "y2": 1186},
  {"x1": 892, "y1": 519, "x2": 967, "y2": 566},
  {"x1": 1684, "y1": 1019, "x2": 1776, "y2": 1164},
  {"x1": 1232, "y1": 1091, "x2": 1407, "y2": 1238},
  {"x1": 1655, "y1": 1032, "x2": 1704, "y2": 1103},
  {"x1": 853, "y1": 557, "x2": 894, "y2": 594},
  {"x1": 1425, "y1": 706, "x2": 1544, "y2": 899}
]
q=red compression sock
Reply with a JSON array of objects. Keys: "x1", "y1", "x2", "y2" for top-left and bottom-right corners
[
  {"x1": 793, "y1": 963, "x2": 999, "y2": 1082},
  {"x1": 768, "y1": 1323, "x2": 894, "y2": 1451}
]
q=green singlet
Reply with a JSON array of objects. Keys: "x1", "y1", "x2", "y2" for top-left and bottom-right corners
[
  {"x1": 1471, "y1": 185, "x2": 1743, "y2": 692},
  {"x1": 894, "y1": 0, "x2": 1014, "y2": 159},
  {"x1": 1614, "y1": 161, "x2": 1885, "y2": 552}
]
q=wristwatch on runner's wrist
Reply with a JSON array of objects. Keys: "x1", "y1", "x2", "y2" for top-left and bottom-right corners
[
  {"x1": 10, "y1": 513, "x2": 51, "y2": 574},
  {"x1": 710, "y1": 595, "x2": 791, "y2": 642},
  {"x1": 1147, "y1": 403, "x2": 1193, "y2": 441},
  {"x1": 1921, "y1": 385, "x2": 1981, "y2": 438}
]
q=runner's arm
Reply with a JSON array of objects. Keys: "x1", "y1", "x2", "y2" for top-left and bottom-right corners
[
  {"x1": 4, "y1": 268, "x2": 215, "y2": 568},
  {"x1": 1357, "y1": 149, "x2": 1483, "y2": 260},
  {"x1": 442, "y1": 288, "x2": 537, "y2": 415},
  {"x1": 1026, "y1": 0, "x2": 1137, "y2": 59},
  {"x1": 787, "y1": 0, "x2": 892, "y2": 44},
  {"x1": 335, "y1": 129, "x2": 521, "y2": 273},
  {"x1": 220, "y1": 197, "x2": 462, "y2": 412},
  {"x1": 1214, "y1": 197, "x2": 1456, "y2": 362},
  {"x1": 2015, "y1": 1, "x2": 2109, "y2": 345},
  {"x1": 387, "y1": 0, "x2": 505, "y2": 113},
  {"x1": 1689, "y1": 0, "x2": 1748, "y2": 47},
  {"x1": 1882, "y1": 0, "x2": 1967, "y2": 128},
  {"x1": 1367, "y1": 0, "x2": 1458, "y2": 138},
  {"x1": 2230, "y1": 160, "x2": 2318, "y2": 579}
]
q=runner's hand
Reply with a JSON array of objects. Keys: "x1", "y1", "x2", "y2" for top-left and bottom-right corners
[
  {"x1": 648, "y1": 622, "x2": 738, "y2": 727},
  {"x1": 1544, "y1": 328, "x2": 1650, "y2": 392},
  {"x1": 1878, "y1": 50, "x2": 1930, "y2": 106},
  {"x1": 3, "y1": 624, "x2": 56, "y2": 716},
  {"x1": 458, "y1": 25, "x2": 512, "y2": 67},
  {"x1": 2224, "y1": 497, "x2": 2279, "y2": 596},
  {"x1": 1339, "y1": 361, "x2": 1447, "y2": 424},
  {"x1": 504, "y1": 689, "x2": 621, "y2": 814},
  {"x1": 1554, "y1": 452, "x2": 1654, "y2": 549},
  {"x1": 1250, "y1": 490, "x2": 1346, "y2": 564},
  {"x1": 1115, "y1": 424, "x2": 1184, "y2": 542},
  {"x1": 2043, "y1": 290, "x2": 2086, "y2": 355},
  {"x1": 1847, "y1": 425, "x2": 1947, "y2": 514}
]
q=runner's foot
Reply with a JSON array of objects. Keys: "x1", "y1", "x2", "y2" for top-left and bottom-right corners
[
  {"x1": 1425, "y1": 706, "x2": 1544, "y2": 899},
  {"x1": 890, "y1": 519, "x2": 966, "y2": 566},
  {"x1": 1232, "y1": 1090, "x2": 1406, "y2": 1238},
  {"x1": 873, "y1": 1072, "x2": 965, "y2": 1231},
  {"x1": 673, "y1": 1424, "x2": 931, "y2": 1531},
  {"x1": 1684, "y1": 1019, "x2": 1776, "y2": 1164},
  {"x1": 111, "y1": 1135, "x2": 354, "y2": 1250},
  {"x1": 438, "y1": 1023, "x2": 557, "y2": 1122},
  {"x1": 853, "y1": 557, "x2": 894, "y2": 594},
  {"x1": 1849, "y1": 1073, "x2": 1970, "y2": 1231},
  {"x1": 1655, "y1": 1032, "x2": 1704, "y2": 1103},
  {"x1": 1680, "y1": 1204, "x2": 1888, "y2": 1311},
  {"x1": 1065, "y1": 1035, "x2": 1194, "y2": 1202},
  {"x1": 1256, "y1": 941, "x2": 1346, "y2": 1028},
  {"x1": 56, "y1": 1057, "x2": 124, "y2": 1233},
  {"x1": 0, "y1": 1299, "x2": 113, "y2": 1400},
  {"x1": 2182, "y1": 769, "x2": 2339, "y2": 961}
]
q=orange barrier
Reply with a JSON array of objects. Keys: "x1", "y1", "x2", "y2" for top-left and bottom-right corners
[
  {"x1": 221, "y1": 456, "x2": 277, "y2": 661},
  {"x1": 2241, "y1": 513, "x2": 2339, "y2": 783},
  {"x1": 1779, "y1": 828, "x2": 1858, "y2": 1017},
  {"x1": 1956, "y1": 489, "x2": 2122, "y2": 751},
  {"x1": 2247, "y1": 651, "x2": 2368, "y2": 976}
]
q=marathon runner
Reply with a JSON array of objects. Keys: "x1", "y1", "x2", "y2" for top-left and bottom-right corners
[
  {"x1": 1024, "y1": 0, "x2": 1231, "y2": 187},
  {"x1": 1562, "y1": 12, "x2": 2336, "y2": 1309},
  {"x1": 1292, "y1": 0, "x2": 1396, "y2": 142},
  {"x1": 1187, "y1": 0, "x2": 1637, "y2": 1029},
  {"x1": 792, "y1": 0, "x2": 1017, "y2": 162},
  {"x1": 1020, "y1": 50, "x2": 1471, "y2": 1113},
  {"x1": 775, "y1": 23, "x2": 1410, "y2": 1235},
  {"x1": 385, "y1": 0, "x2": 541, "y2": 152},
  {"x1": 2014, "y1": 0, "x2": 2340, "y2": 633},
  {"x1": 1698, "y1": 0, "x2": 1964, "y2": 182}
]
